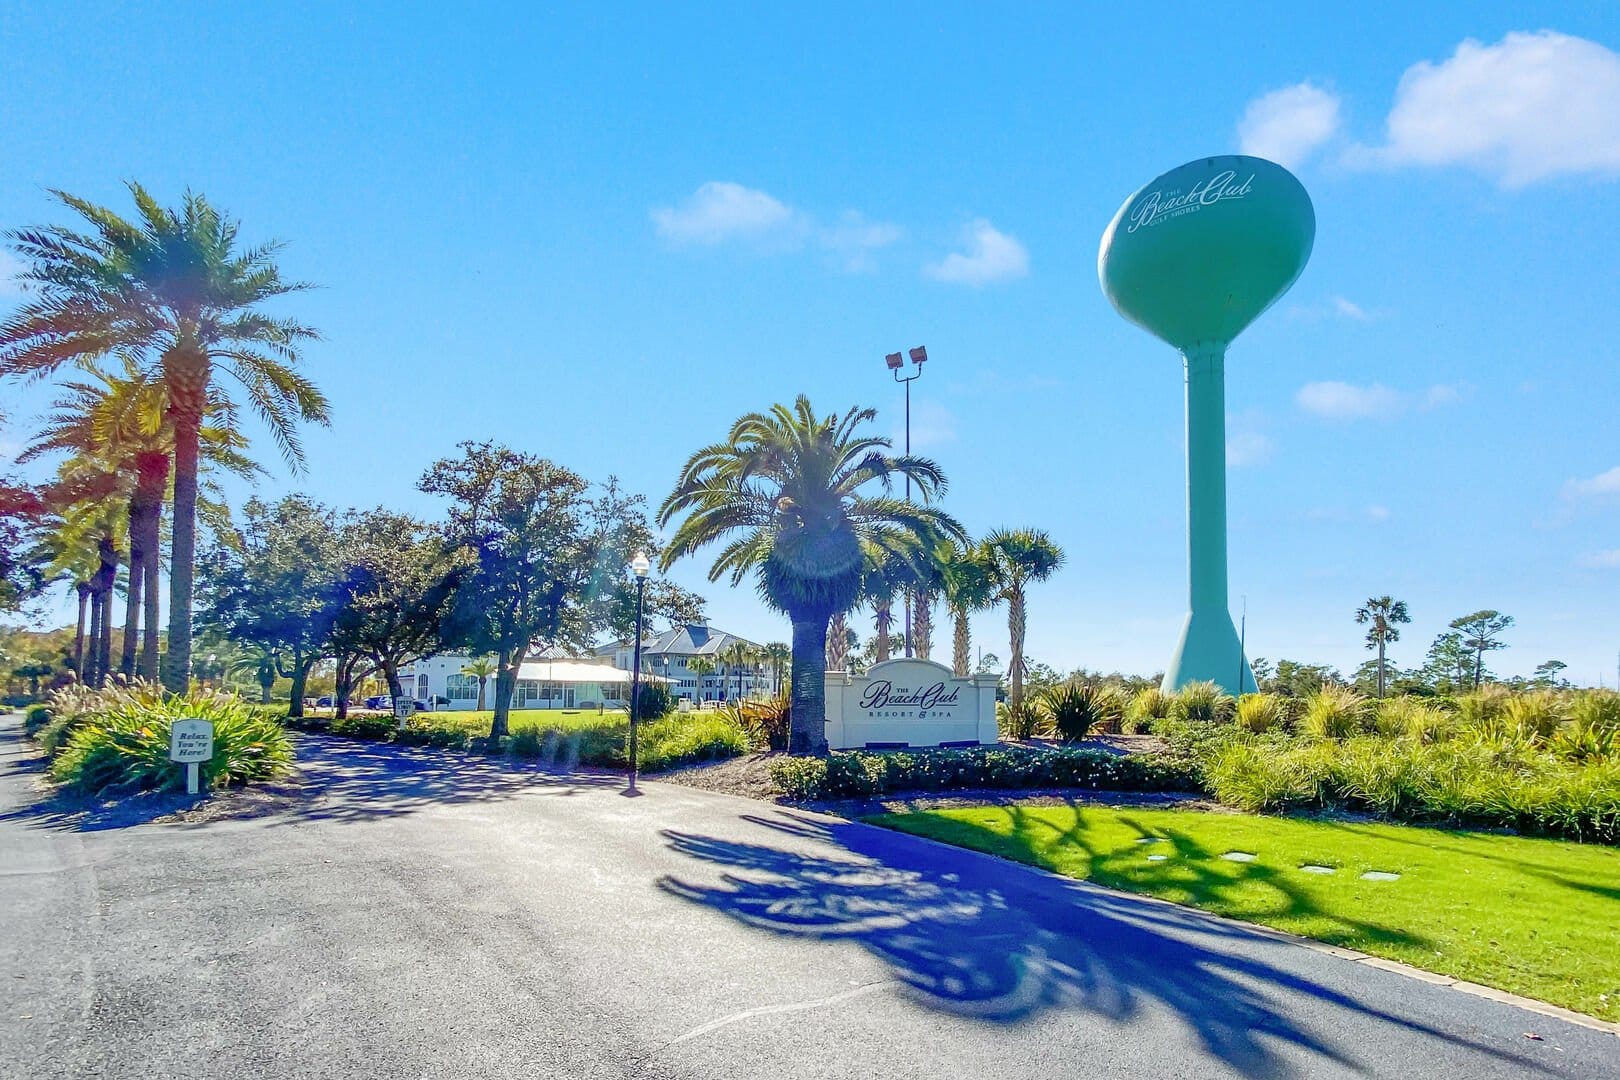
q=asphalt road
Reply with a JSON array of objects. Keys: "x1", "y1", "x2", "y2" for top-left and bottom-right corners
[{"x1": 2, "y1": 713, "x2": 1615, "y2": 1080}]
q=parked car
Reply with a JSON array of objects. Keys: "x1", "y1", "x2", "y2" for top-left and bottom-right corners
[
  {"x1": 316, "y1": 696, "x2": 334, "y2": 708},
  {"x1": 363, "y1": 695, "x2": 392, "y2": 710}
]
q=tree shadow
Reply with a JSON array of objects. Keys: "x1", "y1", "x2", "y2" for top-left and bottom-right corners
[
  {"x1": 658, "y1": 810, "x2": 1564, "y2": 1079},
  {"x1": 0, "y1": 728, "x2": 624, "y2": 832}
]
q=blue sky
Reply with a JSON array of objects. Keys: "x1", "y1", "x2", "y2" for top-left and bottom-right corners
[{"x1": 2, "y1": 3, "x2": 1618, "y2": 684}]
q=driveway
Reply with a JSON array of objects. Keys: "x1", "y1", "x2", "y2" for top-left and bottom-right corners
[{"x1": 1, "y1": 714, "x2": 1614, "y2": 1079}]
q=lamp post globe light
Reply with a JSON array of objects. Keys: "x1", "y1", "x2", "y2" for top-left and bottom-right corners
[
  {"x1": 626, "y1": 551, "x2": 651, "y2": 795},
  {"x1": 885, "y1": 345, "x2": 927, "y2": 657},
  {"x1": 1098, "y1": 155, "x2": 1314, "y2": 694}
]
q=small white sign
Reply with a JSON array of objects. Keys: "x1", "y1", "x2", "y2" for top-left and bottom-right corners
[
  {"x1": 169, "y1": 719, "x2": 214, "y2": 763},
  {"x1": 392, "y1": 697, "x2": 415, "y2": 719}
]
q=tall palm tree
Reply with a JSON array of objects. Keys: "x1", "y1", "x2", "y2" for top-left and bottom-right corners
[
  {"x1": 461, "y1": 656, "x2": 497, "y2": 711},
  {"x1": 980, "y1": 528, "x2": 1065, "y2": 718},
  {"x1": 22, "y1": 360, "x2": 260, "y2": 680},
  {"x1": 762, "y1": 641, "x2": 790, "y2": 694},
  {"x1": 687, "y1": 655, "x2": 716, "y2": 702},
  {"x1": 942, "y1": 541, "x2": 997, "y2": 677},
  {"x1": 1, "y1": 184, "x2": 327, "y2": 692},
  {"x1": 659, "y1": 397, "x2": 964, "y2": 754},
  {"x1": 718, "y1": 640, "x2": 754, "y2": 702},
  {"x1": 1354, "y1": 596, "x2": 1411, "y2": 698},
  {"x1": 825, "y1": 613, "x2": 853, "y2": 671}
]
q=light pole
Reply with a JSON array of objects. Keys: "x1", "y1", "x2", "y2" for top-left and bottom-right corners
[
  {"x1": 885, "y1": 346, "x2": 927, "y2": 657},
  {"x1": 626, "y1": 551, "x2": 651, "y2": 796}
]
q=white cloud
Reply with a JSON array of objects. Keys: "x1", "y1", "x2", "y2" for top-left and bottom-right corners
[
  {"x1": 1358, "y1": 30, "x2": 1620, "y2": 187},
  {"x1": 652, "y1": 182, "x2": 799, "y2": 246},
  {"x1": 1579, "y1": 549, "x2": 1620, "y2": 569},
  {"x1": 1237, "y1": 82, "x2": 1342, "y2": 168},
  {"x1": 1226, "y1": 411, "x2": 1272, "y2": 467},
  {"x1": 1566, "y1": 466, "x2": 1620, "y2": 499},
  {"x1": 1296, "y1": 380, "x2": 1463, "y2": 420},
  {"x1": 1365, "y1": 505, "x2": 1391, "y2": 523},
  {"x1": 925, "y1": 219, "x2": 1029, "y2": 286},
  {"x1": 1332, "y1": 296, "x2": 1368, "y2": 320},
  {"x1": 818, "y1": 211, "x2": 902, "y2": 272}
]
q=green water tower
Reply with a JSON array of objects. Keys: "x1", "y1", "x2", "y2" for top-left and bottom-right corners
[{"x1": 1098, "y1": 155, "x2": 1315, "y2": 694}]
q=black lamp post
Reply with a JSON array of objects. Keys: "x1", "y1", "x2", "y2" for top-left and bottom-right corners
[
  {"x1": 885, "y1": 345, "x2": 927, "y2": 657},
  {"x1": 626, "y1": 551, "x2": 651, "y2": 796}
]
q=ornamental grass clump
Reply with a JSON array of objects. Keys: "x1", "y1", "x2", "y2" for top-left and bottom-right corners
[
  {"x1": 1169, "y1": 681, "x2": 1235, "y2": 725},
  {"x1": 1550, "y1": 691, "x2": 1620, "y2": 762},
  {"x1": 1124, "y1": 687, "x2": 1170, "y2": 733},
  {"x1": 1299, "y1": 685, "x2": 1368, "y2": 740},
  {"x1": 1234, "y1": 693, "x2": 1286, "y2": 734},
  {"x1": 1038, "y1": 680, "x2": 1124, "y2": 741},
  {"x1": 48, "y1": 683, "x2": 293, "y2": 796},
  {"x1": 1503, "y1": 691, "x2": 1570, "y2": 743}
]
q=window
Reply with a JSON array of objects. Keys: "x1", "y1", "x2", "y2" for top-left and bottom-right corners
[
  {"x1": 446, "y1": 674, "x2": 477, "y2": 701},
  {"x1": 515, "y1": 679, "x2": 541, "y2": 705}
]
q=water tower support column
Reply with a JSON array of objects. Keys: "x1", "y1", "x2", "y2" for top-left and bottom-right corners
[{"x1": 1163, "y1": 341, "x2": 1257, "y2": 695}]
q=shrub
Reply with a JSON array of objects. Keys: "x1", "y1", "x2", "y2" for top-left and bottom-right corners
[
  {"x1": 36, "y1": 682, "x2": 109, "y2": 755},
  {"x1": 1169, "y1": 681, "x2": 1234, "y2": 725},
  {"x1": 1235, "y1": 693, "x2": 1285, "y2": 734},
  {"x1": 48, "y1": 684, "x2": 293, "y2": 796},
  {"x1": 638, "y1": 712, "x2": 750, "y2": 772},
  {"x1": 1503, "y1": 691, "x2": 1569, "y2": 743},
  {"x1": 998, "y1": 701, "x2": 1040, "y2": 740},
  {"x1": 1205, "y1": 740, "x2": 1323, "y2": 810},
  {"x1": 24, "y1": 703, "x2": 52, "y2": 735},
  {"x1": 1455, "y1": 686, "x2": 1511, "y2": 735},
  {"x1": 1124, "y1": 687, "x2": 1170, "y2": 734},
  {"x1": 1299, "y1": 685, "x2": 1368, "y2": 740},
  {"x1": 766, "y1": 746, "x2": 1199, "y2": 801},
  {"x1": 1038, "y1": 680, "x2": 1123, "y2": 741},
  {"x1": 1551, "y1": 692, "x2": 1620, "y2": 762},
  {"x1": 632, "y1": 681, "x2": 675, "y2": 722},
  {"x1": 329, "y1": 713, "x2": 398, "y2": 740},
  {"x1": 725, "y1": 696, "x2": 791, "y2": 751}
]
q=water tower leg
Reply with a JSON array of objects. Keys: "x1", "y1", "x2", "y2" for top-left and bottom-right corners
[{"x1": 1163, "y1": 343, "x2": 1257, "y2": 696}]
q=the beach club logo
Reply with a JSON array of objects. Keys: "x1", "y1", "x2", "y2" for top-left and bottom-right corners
[{"x1": 1127, "y1": 170, "x2": 1254, "y2": 233}]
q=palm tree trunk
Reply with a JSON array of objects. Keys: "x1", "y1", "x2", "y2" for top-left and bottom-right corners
[
  {"x1": 1008, "y1": 587, "x2": 1027, "y2": 714},
  {"x1": 476, "y1": 677, "x2": 487, "y2": 712},
  {"x1": 1376, "y1": 637, "x2": 1386, "y2": 698},
  {"x1": 92, "y1": 533, "x2": 118, "y2": 688},
  {"x1": 73, "y1": 584, "x2": 89, "y2": 676},
  {"x1": 952, "y1": 605, "x2": 971, "y2": 677},
  {"x1": 86, "y1": 583, "x2": 104, "y2": 688},
  {"x1": 98, "y1": 580, "x2": 115, "y2": 686},
  {"x1": 137, "y1": 452, "x2": 169, "y2": 682},
  {"x1": 826, "y1": 612, "x2": 848, "y2": 671},
  {"x1": 120, "y1": 496, "x2": 147, "y2": 679},
  {"x1": 788, "y1": 612, "x2": 830, "y2": 755},
  {"x1": 875, "y1": 603, "x2": 892, "y2": 663},
  {"x1": 163, "y1": 360, "x2": 206, "y2": 694},
  {"x1": 913, "y1": 590, "x2": 933, "y2": 661}
]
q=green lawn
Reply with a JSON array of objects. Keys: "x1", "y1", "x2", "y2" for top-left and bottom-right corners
[
  {"x1": 870, "y1": 803, "x2": 1620, "y2": 1022},
  {"x1": 420, "y1": 708, "x2": 627, "y2": 734}
]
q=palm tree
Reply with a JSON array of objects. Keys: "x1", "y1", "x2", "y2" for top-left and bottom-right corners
[
  {"x1": 762, "y1": 641, "x2": 790, "y2": 694},
  {"x1": 461, "y1": 657, "x2": 497, "y2": 711},
  {"x1": 687, "y1": 656, "x2": 716, "y2": 702},
  {"x1": 1, "y1": 184, "x2": 327, "y2": 692},
  {"x1": 1354, "y1": 596, "x2": 1411, "y2": 698},
  {"x1": 22, "y1": 360, "x2": 260, "y2": 680},
  {"x1": 658, "y1": 397, "x2": 964, "y2": 754},
  {"x1": 825, "y1": 613, "x2": 854, "y2": 671},
  {"x1": 980, "y1": 528, "x2": 1065, "y2": 718},
  {"x1": 942, "y1": 542, "x2": 997, "y2": 677},
  {"x1": 719, "y1": 641, "x2": 754, "y2": 702}
]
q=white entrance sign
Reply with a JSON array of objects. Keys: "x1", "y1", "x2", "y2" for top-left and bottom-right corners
[
  {"x1": 169, "y1": 719, "x2": 214, "y2": 796},
  {"x1": 392, "y1": 697, "x2": 415, "y2": 719},
  {"x1": 824, "y1": 658, "x2": 1000, "y2": 750}
]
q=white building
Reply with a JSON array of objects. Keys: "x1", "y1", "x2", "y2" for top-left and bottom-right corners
[
  {"x1": 402, "y1": 651, "x2": 668, "y2": 711},
  {"x1": 598, "y1": 621, "x2": 780, "y2": 704}
]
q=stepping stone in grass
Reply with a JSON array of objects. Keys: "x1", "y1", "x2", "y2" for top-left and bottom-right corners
[
  {"x1": 1299, "y1": 865, "x2": 1337, "y2": 875},
  {"x1": 1135, "y1": 837, "x2": 1164, "y2": 844},
  {"x1": 1360, "y1": 870, "x2": 1400, "y2": 882},
  {"x1": 1147, "y1": 854, "x2": 1169, "y2": 862},
  {"x1": 1222, "y1": 851, "x2": 1257, "y2": 863}
]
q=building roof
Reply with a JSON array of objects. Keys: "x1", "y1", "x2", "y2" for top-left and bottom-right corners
[{"x1": 624, "y1": 622, "x2": 760, "y2": 658}]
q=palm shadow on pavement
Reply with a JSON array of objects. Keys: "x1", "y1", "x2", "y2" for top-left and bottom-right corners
[{"x1": 657, "y1": 810, "x2": 1564, "y2": 1080}]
